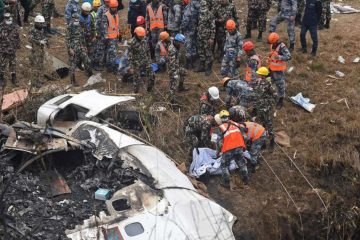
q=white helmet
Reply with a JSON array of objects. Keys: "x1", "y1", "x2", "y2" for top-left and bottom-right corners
[
  {"x1": 208, "y1": 86, "x2": 219, "y2": 100},
  {"x1": 34, "y1": 15, "x2": 45, "y2": 23},
  {"x1": 82, "y1": 2, "x2": 92, "y2": 11}
]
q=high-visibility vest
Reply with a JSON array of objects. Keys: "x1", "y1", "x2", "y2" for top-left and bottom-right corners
[
  {"x1": 245, "y1": 54, "x2": 261, "y2": 82},
  {"x1": 105, "y1": 11, "x2": 120, "y2": 39},
  {"x1": 219, "y1": 122, "x2": 245, "y2": 153},
  {"x1": 159, "y1": 41, "x2": 167, "y2": 56},
  {"x1": 147, "y1": 4, "x2": 165, "y2": 30},
  {"x1": 245, "y1": 121, "x2": 265, "y2": 141},
  {"x1": 268, "y1": 43, "x2": 287, "y2": 71},
  {"x1": 90, "y1": 11, "x2": 97, "y2": 21}
]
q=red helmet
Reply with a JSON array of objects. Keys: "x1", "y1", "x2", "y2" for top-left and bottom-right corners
[
  {"x1": 136, "y1": 16, "x2": 145, "y2": 26},
  {"x1": 109, "y1": 0, "x2": 118, "y2": 8},
  {"x1": 242, "y1": 41, "x2": 254, "y2": 51}
]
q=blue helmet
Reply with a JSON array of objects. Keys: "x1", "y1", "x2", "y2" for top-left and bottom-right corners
[{"x1": 174, "y1": 33, "x2": 186, "y2": 43}]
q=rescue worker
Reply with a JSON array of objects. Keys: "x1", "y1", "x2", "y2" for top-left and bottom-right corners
[
  {"x1": 155, "y1": 31, "x2": 169, "y2": 72},
  {"x1": 244, "y1": 121, "x2": 266, "y2": 170},
  {"x1": 4, "y1": 0, "x2": 19, "y2": 24},
  {"x1": 318, "y1": 0, "x2": 331, "y2": 29},
  {"x1": 229, "y1": 105, "x2": 248, "y2": 122},
  {"x1": 300, "y1": 0, "x2": 322, "y2": 57},
  {"x1": 216, "y1": 110, "x2": 249, "y2": 187},
  {"x1": 166, "y1": 33, "x2": 188, "y2": 102},
  {"x1": 100, "y1": 0, "x2": 121, "y2": 73},
  {"x1": 93, "y1": 0, "x2": 109, "y2": 68},
  {"x1": 269, "y1": 0, "x2": 297, "y2": 51},
  {"x1": 0, "y1": 12, "x2": 20, "y2": 87},
  {"x1": 136, "y1": 15, "x2": 146, "y2": 28},
  {"x1": 194, "y1": 0, "x2": 215, "y2": 76},
  {"x1": 213, "y1": 0, "x2": 239, "y2": 58},
  {"x1": 220, "y1": 19, "x2": 243, "y2": 78},
  {"x1": 267, "y1": 32, "x2": 291, "y2": 109},
  {"x1": 180, "y1": 0, "x2": 200, "y2": 69},
  {"x1": 127, "y1": 0, "x2": 146, "y2": 37},
  {"x1": 128, "y1": 26, "x2": 155, "y2": 93},
  {"x1": 184, "y1": 114, "x2": 214, "y2": 157},
  {"x1": 80, "y1": 2, "x2": 96, "y2": 58},
  {"x1": 28, "y1": 15, "x2": 48, "y2": 87},
  {"x1": 221, "y1": 76, "x2": 255, "y2": 108},
  {"x1": 95, "y1": 0, "x2": 109, "y2": 32},
  {"x1": 146, "y1": 0, "x2": 167, "y2": 58},
  {"x1": 252, "y1": 67, "x2": 277, "y2": 149},
  {"x1": 42, "y1": 0, "x2": 55, "y2": 34},
  {"x1": 167, "y1": 0, "x2": 182, "y2": 36},
  {"x1": 199, "y1": 86, "x2": 220, "y2": 116},
  {"x1": 65, "y1": 0, "x2": 80, "y2": 25},
  {"x1": 90, "y1": 0, "x2": 101, "y2": 28},
  {"x1": 66, "y1": 13, "x2": 93, "y2": 86},
  {"x1": 243, "y1": 41, "x2": 261, "y2": 83},
  {"x1": 244, "y1": 0, "x2": 271, "y2": 41}
]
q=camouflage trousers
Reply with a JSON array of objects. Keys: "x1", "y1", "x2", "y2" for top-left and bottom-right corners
[
  {"x1": 69, "y1": 47, "x2": 92, "y2": 76},
  {"x1": 104, "y1": 39, "x2": 118, "y2": 72},
  {"x1": 29, "y1": 47, "x2": 45, "y2": 83},
  {"x1": 271, "y1": 71, "x2": 285, "y2": 97},
  {"x1": 169, "y1": 67, "x2": 186, "y2": 100},
  {"x1": 0, "y1": 53, "x2": 17, "y2": 75},
  {"x1": 197, "y1": 38, "x2": 213, "y2": 65},
  {"x1": 42, "y1": 0, "x2": 54, "y2": 28},
  {"x1": 246, "y1": 8, "x2": 267, "y2": 32},
  {"x1": 221, "y1": 147, "x2": 248, "y2": 184},
  {"x1": 220, "y1": 50, "x2": 239, "y2": 78},
  {"x1": 184, "y1": 31, "x2": 197, "y2": 59},
  {"x1": 269, "y1": 13, "x2": 296, "y2": 44},
  {"x1": 319, "y1": 0, "x2": 331, "y2": 26},
  {"x1": 94, "y1": 38, "x2": 107, "y2": 66},
  {"x1": 130, "y1": 63, "x2": 154, "y2": 93},
  {"x1": 150, "y1": 28, "x2": 163, "y2": 56},
  {"x1": 249, "y1": 132, "x2": 266, "y2": 165},
  {"x1": 255, "y1": 106, "x2": 274, "y2": 140}
]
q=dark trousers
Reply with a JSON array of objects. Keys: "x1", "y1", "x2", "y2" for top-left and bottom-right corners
[
  {"x1": 300, "y1": 23, "x2": 318, "y2": 54},
  {"x1": 20, "y1": 0, "x2": 30, "y2": 23}
]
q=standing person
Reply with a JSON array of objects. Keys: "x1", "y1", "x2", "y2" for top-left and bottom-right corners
[
  {"x1": 0, "y1": 0, "x2": 4, "y2": 21},
  {"x1": 300, "y1": 0, "x2": 322, "y2": 57},
  {"x1": 128, "y1": 26, "x2": 155, "y2": 93},
  {"x1": 220, "y1": 19, "x2": 243, "y2": 78},
  {"x1": 167, "y1": 0, "x2": 182, "y2": 36},
  {"x1": 19, "y1": 0, "x2": 30, "y2": 24},
  {"x1": 155, "y1": 31, "x2": 170, "y2": 72},
  {"x1": 318, "y1": 0, "x2": 331, "y2": 29},
  {"x1": 194, "y1": 0, "x2": 215, "y2": 76},
  {"x1": 0, "y1": 13, "x2": 20, "y2": 87},
  {"x1": 242, "y1": 41, "x2": 261, "y2": 83},
  {"x1": 66, "y1": 13, "x2": 93, "y2": 86},
  {"x1": 100, "y1": 0, "x2": 121, "y2": 73},
  {"x1": 180, "y1": 0, "x2": 198, "y2": 69},
  {"x1": 90, "y1": 0, "x2": 101, "y2": 24},
  {"x1": 28, "y1": 15, "x2": 48, "y2": 87},
  {"x1": 213, "y1": 0, "x2": 239, "y2": 59},
  {"x1": 199, "y1": 86, "x2": 220, "y2": 116},
  {"x1": 80, "y1": 2, "x2": 96, "y2": 60},
  {"x1": 4, "y1": 0, "x2": 20, "y2": 25},
  {"x1": 65, "y1": 0, "x2": 81, "y2": 25},
  {"x1": 42, "y1": 0, "x2": 55, "y2": 34},
  {"x1": 93, "y1": 0, "x2": 109, "y2": 69},
  {"x1": 269, "y1": 0, "x2": 297, "y2": 51},
  {"x1": 166, "y1": 33, "x2": 188, "y2": 102},
  {"x1": 216, "y1": 110, "x2": 249, "y2": 188},
  {"x1": 145, "y1": 0, "x2": 167, "y2": 58},
  {"x1": 267, "y1": 32, "x2": 291, "y2": 109},
  {"x1": 127, "y1": 0, "x2": 146, "y2": 37},
  {"x1": 244, "y1": 0, "x2": 271, "y2": 41}
]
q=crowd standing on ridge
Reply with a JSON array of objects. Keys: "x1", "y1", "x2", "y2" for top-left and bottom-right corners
[{"x1": 0, "y1": 0, "x2": 332, "y2": 188}]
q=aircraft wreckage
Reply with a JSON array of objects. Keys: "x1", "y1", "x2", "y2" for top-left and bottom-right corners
[{"x1": 0, "y1": 90, "x2": 236, "y2": 240}]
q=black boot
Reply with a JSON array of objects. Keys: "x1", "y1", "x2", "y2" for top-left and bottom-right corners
[
  {"x1": 276, "y1": 97, "x2": 284, "y2": 109},
  {"x1": 205, "y1": 62, "x2": 212, "y2": 76},
  {"x1": 70, "y1": 74, "x2": 78, "y2": 86},
  {"x1": 244, "y1": 29, "x2": 251, "y2": 39},
  {"x1": 11, "y1": 73, "x2": 18, "y2": 87},
  {"x1": 194, "y1": 61, "x2": 205, "y2": 72},
  {"x1": 324, "y1": 19, "x2": 330, "y2": 29},
  {"x1": 257, "y1": 31, "x2": 263, "y2": 42},
  {"x1": 289, "y1": 43, "x2": 295, "y2": 52},
  {"x1": 86, "y1": 69, "x2": 93, "y2": 77},
  {"x1": 0, "y1": 74, "x2": 5, "y2": 87},
  {"x1": 185, "y1": 57, "x2": 192, "y2": 69},
  {"x1": 269, "y1": 135, "x2": 275, "y2": 152}
]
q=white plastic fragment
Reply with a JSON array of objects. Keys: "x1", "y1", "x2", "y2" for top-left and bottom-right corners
[
  {"x1": 353, "y1": 57, "x2": 360, "y2": 63},
  {"x1": 83, "y1": 73, "x2": 106, "y2": 87},
  {"x1": 287, "y1": 66, "x2": 294, "y2": 73},
  {"x1": 25, "y1": 45, "x2": 32, "y2": 50},
  {"x1": 290, "y1": 92, "x2": 316, "y2": 113},
  {"x1": 338, "y1": 56, "x2": 345, "y2": 64},
  {"x1": 335, "y1": 71, "x2": 345, "y2": 77}
]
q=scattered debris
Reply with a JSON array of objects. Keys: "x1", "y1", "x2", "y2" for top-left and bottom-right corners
[
  {"x1": 353, "y1": 57, "x2": 360, "y2": 63},
  {"x1": 287, "y1": 66, "x2": 295, "y2": 73},
  {"x1": 83, "y1": 73, "x2": 106, "y2": 87},
  {"x1": 45, "y1": 52, "x2": 70, "y2": 79},
  {"x1": 95, "y1": 188, "x2": 111, "y2": 201},
  {"x1": 1, "y1": 89, "x2": 28, "y2": 112},
  {"x1": 290, "y1": 92, "x2": 316, "y2": 112},
  {"x1": 337, "y1": 98, "x2": 350, "y2": 109},
  {"x1": 338, "y1": 56, "x2": 345, "y2": 64},
  {"x1": 331, "y1": 3, "x2": 360, "y2": 14},
  {"x1": 335, "y1": 71, "x2": 345, "y2": 78},
  {"x1": 274, "y1": 131, "x2": 291, "y2": 147}
]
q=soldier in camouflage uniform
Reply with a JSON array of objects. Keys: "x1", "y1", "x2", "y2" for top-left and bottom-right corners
[
  {"x1": 220, "y1": 20, "x2": 243, "y2": 78},
  {"x1": 184, "y1": 114, "x2": 213, "y2": 156},
  {"x1": 93, "y1": 0, "x2": 109, "y2": 69},
  {"x1": 65, "y1": 0, "x2": 80, "y2": 25},
  {"x1": 194, "y1": 0, "x2": 215, "y2": 76},
  {"x1": 79, "y1": 3, "x2": 96, "y2": 60},
  {"x1": 0, "y1": 13, "x2": 20, "y2": 87},
  {"x1": 269, "y1": 0, "x2": 297, "y2": 51},
  {"x1": 199, "y1": 87, "x2": 220, "y2": 116},
  {"x1": 28, "y1": 15, "x2": 48, "y2": 87},
  {"x1": 42, "y1": 0, "x2": 55, "y2": 34},
  {"x1": 4, "y1": 0, "x2": 19, "y2": 24},
  {"x1": 213, "y1": 0, "x2": 239, "y2": 59},
  {"x1": 128, "y1": 27, "x2": 155, "y2": 93},
  {"x1": 229, "y1": 105, "x2": 248, "y2": 122},
  {"x1": 66, "y1": 13, "x2": 93, "y2": 86},
  {"x1": 319, "y1": 0, "x2": 331, "y2": 29},
  {"x1": 221, "y1": 77, "x2": 255, "y2": 109},
  {"x1": 167, "y1": 0, "x2": 182, "y2": 36},
  {"x1": 180, "y1": 0, "x2": 200, "y2": 69},
  {"x1": 244, "y1": 0, "x2": 271, "y2": 41},
  {"x1": 166, "y1": 34, "x2": 188, "y2": 102}
]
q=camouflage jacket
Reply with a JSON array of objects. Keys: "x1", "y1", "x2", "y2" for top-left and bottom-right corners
[
  {"x1": 167, "y1": 1, "x2": 182, "y2": 32},
  {"x1": 225, "y1": 79, "x2": 254, "y2": 107},
  {"x1": 213, "y1": 2, "x2": 239, "y2": 29},
  {"x1": 128, "y1": 37, "x2": 151, "y2": 69},
  {"x1": 0, "y1": 22, "x2": 20, "y2": 54},
  {"x1": 80, "y1": 13, "x2": 96, "y2": 41},
  {"x1": 279, "y1": 0, "x2": 297, "y2": 16},
  {"x1": 199, "y1": 92, "x2": 216, "y2": 116},
  {"x1": 4, "y1": 0, "x2": 19, "y2": 19},
  {"x1": 95, "y1": 5, "x2": 109, "y2": 34},
  {"x1": 224, "y1": 30, "x2": 243, "y2": 57},
  {"x1": 184, "y1": 114, "x2": 212, "y2": 146},
  {"x1": 28, "y1": 27, "x2": 47, "y2": 49},
  {"x1": 65, "y1": 23, "x2": 86, "y2": 52},
  {"x1": 65, "y1": 0, "x2": 80, "y2": 25},
  {"x1": 253, "y1": 77, "x2": 277, "y2": 110},
  {"x1": 271, "y1": 42, "x2": 292, "y2": 61},
  {"x1": 180, "y1": 0, "x2": 200, "y2": 33},
  {"x1": 248, "y1": 0, "x2": 272, "y2": 10},
  {"x1": 197, "y1": 2, "x2": 215, "y2": 40},
  {"x1": 166, "y1": 40, "x2": 181, "y2": 77}
]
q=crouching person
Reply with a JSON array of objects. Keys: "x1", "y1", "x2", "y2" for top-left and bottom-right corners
[
  {"x1": 244, "y1": 121, "x2": 266, "y2": 172},
  {"x1": 215, "y1": 110, "x2": 249, "y2": 188},
  {"x1": 155, "y1": 31, "x2": 170, "y2": 72}
]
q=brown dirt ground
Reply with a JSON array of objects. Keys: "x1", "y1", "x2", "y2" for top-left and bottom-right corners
[{"x1": 3, "y1": 0, "x2": 360, "y2": 239}]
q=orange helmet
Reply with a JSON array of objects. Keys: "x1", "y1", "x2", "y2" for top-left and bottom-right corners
[
  {"x1": 109, "y1": 0, "x2": 118, "y2": 8},
  {"x1": 225, "y1": 19, "x2": 236, "y2": 30},
  {"x1": 134, "y1": 26, "x2": 146, "y2": 37},
  {"x1": 159, "y1": 31, "x2": 169, "y2": 41},
  {"x1": 136, "y1": 16, "x2": 145, "y2": 26},
  {"x1": 268, "y1": 32, "x2": 280, "y2": 44},
  {"x1": 242, "y1": 41, "x2": 254, "y2": 51},
  {"x1": 183, "y1": 0, "x2": 190, "y2": 5},
  {"x1": 220, "y1": 77, "x2": 231, "y2": 87}
]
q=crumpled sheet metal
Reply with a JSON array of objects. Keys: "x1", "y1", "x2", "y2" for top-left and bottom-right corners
[{"x1": 290, "y1": 92, "x2": 316, "y2": 112}]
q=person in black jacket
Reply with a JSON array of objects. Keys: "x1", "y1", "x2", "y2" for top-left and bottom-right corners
[
  {"x1": 128, "y1": 0, "x2": 146, "y2": 37},
  {"x1": 299, "y1": 0, "x2": 322, "y2": 57}
]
